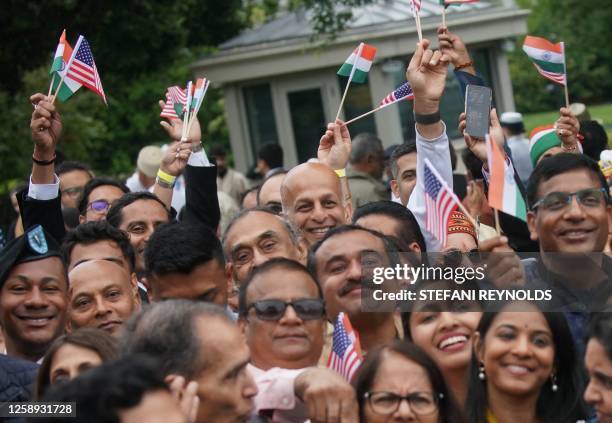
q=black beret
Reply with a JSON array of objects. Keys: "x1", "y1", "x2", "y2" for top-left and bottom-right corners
[{"x1": 0, "y1": 225, "x2": 63, "y2": 287}]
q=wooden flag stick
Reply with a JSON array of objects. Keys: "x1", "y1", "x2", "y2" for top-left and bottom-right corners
[
  {"x1": 494, "y1": 208, "x2": 501, "y2": 236},
  {"x1": 47, "y1": 73, "x2": 56, "y2": 97},
  {"x1": 185, "y1": 81, "x2": 210, "y2": 140},
  {"x1": 51, "y1": 35, "x2": 83, "y2": 105},
  {"x1": 562, "y1": 41, "x2": 570, "y2": 108},
  {"x1": 335, "y1": 43, "x2": 364, "y2": 121},
  {"x1": 342, "y1": 101, "x2": 397, "y2": 126},
  {"x1": 415, "y1": 12, "x2": 423, "y2": 42},
  {"x1": 442, "y1": 7, "x2": 447, "y2": 27}
]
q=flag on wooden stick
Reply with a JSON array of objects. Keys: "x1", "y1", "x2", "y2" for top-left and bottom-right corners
[
  {"x1": 522, "y1": 36, "x2": 566, "y2": 86},
  {"x1": 160, "y1": 86, "x2": 187, "y2": 119},
  {"x1": 380, "y1": 82, "x2": 414, "y2": 106},
  {"x1": 327, "y1": 312, "x2": 363, "y2": 382},
  {"x1": 423, "y1": 158, "x2": 461, "y2": 247},
  {"x1": 49, "y1": 30, "x2": 82, "y2": 101},
  {"x1": 337, "y1": 43, "x2": 377, "y2": 84},
  {"x1": 61, "y1": 36, "x2": 107, "y2": 104}
]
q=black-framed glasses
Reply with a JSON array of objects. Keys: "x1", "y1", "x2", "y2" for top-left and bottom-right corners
[
  {"x1": 247, "y1": 299, "x2": 325, "y2": 321},
  {"x1": 364, "y1": 391, "x2": 442, "y2": 416},
  {"x1": 531, "y1": 188, "x2": 608, "y2": 211},
  {"x1": 87, "y1": 199, "x2": 112, "y2": 213}
]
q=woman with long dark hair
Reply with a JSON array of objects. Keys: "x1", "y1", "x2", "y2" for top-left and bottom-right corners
[
  {"x1": 353, "y1": 340, "x2": 466, "y2": 423},
  {"x1": 35, "y1": 328, "x2": 118, "y2": 399},
  {"x1": 466, "y1": 301, "x2": 587, "y2": 422}
]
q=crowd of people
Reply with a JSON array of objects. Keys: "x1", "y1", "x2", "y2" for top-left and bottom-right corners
[{"x1": 0, "y1": 25, "x2": 610, "y2": 423}]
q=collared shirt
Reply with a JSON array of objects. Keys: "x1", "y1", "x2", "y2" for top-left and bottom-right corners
[{"x1": 346, "y1": 168, "x2": 388, "y2": 209}]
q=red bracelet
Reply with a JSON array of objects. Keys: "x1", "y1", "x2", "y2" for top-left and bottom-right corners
[{"x1": 455, "y1": 60, "x2": 473, "y2": 70}]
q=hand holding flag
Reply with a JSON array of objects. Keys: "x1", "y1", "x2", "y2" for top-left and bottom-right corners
[
  {"x1": 159, "y1": 98, "x2": 201, "y2": 144},
  {"x1": 327, "y1": 312, "x2": 363, "y2": 382}
]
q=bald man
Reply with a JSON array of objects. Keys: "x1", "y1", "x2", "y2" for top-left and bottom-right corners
[
  {"x1": 68, "y1": 260, "x2": 141, "y2": 336},
  {"x1": 281, "y1": 162, "x2": 352, "y2": 246}
]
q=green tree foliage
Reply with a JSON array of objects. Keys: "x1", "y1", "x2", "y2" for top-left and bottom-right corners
[{"x1": 511, "y1": 0, "x2": 612, "y2": 112}]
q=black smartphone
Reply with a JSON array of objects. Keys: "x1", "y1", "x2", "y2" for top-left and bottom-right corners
[{"x1": 465, "y1": 85, "x2": 492, "y2": 139}]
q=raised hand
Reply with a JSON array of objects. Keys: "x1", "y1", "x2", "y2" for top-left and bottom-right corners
[
  {"x1": 555, "y1": 107, "x2": 580, "y2": 149},
  {"x1": 406, "y1": 38, "x2": 450, "y2": 112},
  {"x1": 160, "y1": 139, "x2": 192, "y2": 177},
  {"x1": 30, "y1": 93, "x2": 62, "y2": 159},
  {"x1": 437, "y1": 25, "x2": 476, "y2": 75},
  {"x1": 479, "y1": 236, "x2": 525, "y2": 287},
  {"x1": 159, "y1": 100, "x2": 202, "y2": 146},
  {"x1": 318, "y1": 119, "x2": 352, "y2": 170},
  {"x1": 459, "y1": 107, "x2": 505, "y2": 164}
]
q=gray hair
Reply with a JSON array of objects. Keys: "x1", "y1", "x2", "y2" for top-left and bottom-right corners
[
  {"x1": 350, "y1": 133, "x2": 384, "y2": 165},
  {"x1": 120, "y1": 300, "x2": 231, "y2": 379}
]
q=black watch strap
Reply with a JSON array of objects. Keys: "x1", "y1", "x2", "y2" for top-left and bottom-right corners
[{"x1": 414, "y1": 110, "x2": 441, "y2": 125}]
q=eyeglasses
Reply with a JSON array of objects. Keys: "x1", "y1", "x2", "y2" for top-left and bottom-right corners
[
  {"x1": 246, "y1": 299, "x2": 325, "y2": 321},
  {"x1": 87, "y1": 199, "x2": 111, "y2": 213},
  {"x1": 364, "y1": 391, "x2": 442, "y2": 416},
  {"x1": 531, "y1": 188, "x2": 608, "y2": 211}
]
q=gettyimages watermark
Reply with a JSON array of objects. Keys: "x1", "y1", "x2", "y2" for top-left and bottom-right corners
[{"x1": 359, "y1": 252, "x2": 611, "y2": 313}]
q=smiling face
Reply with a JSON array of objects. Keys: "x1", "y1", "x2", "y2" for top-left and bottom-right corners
[
  {"x1": 314, "y1": 229, "x2": 388, "y2": 322},
  {"x1": 409, "y1": 309, "x2": 482, "y2": 374},
  {"x1": 0, "y1": 257, "x2": 67, "y2": 360},
  {"x1": 118, "y1": 199, "x2": 169, "y2": 273},
  {"x1": 241, "y1": 267, "x2": 325, "y2": 370},
  {"x1": 282, "y1": 163, "x2": 349, "y2": 246},
  {"x1": 476, "y1": 305, "x2": 555, "y2": 399},
  {"x1": 49, "y1": 343, "x2": 103, "y2": 385},
  {"x1": 224, "y1": 211, "x2": 305, "y2": 284},
  {"x1": 68, "y1": 260, "x2": 140, "y2": 336},
  {"x1": 363, "y1": 351, "x2": 440, "y2": 423},
  {"x1": 528, "y1": 168, "x2": 611, "y2": 253},
  {"x1": 584, "y1": 338, "x2": 612, "y2": 423},
  {"x1": 82, "y1": 185, "x2": 126, "y2": 223}
]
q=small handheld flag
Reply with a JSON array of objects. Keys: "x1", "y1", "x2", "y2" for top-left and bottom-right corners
[
  {"x1": 522, "y1": 36, "x2": 566, "y2": 86},
  {"x1": 336, "y1": 42, "x2": 377, "y2": 120},
  {"x1": 66, "y1": 36, "x2": 107, "y2": 105},
  {"x1": 327, "y1": 312, "x2": 363, "y2": 382},
  {"x1": 439, "y1": 0, "x2": 479, "y2": 26},
  {"x1": 423, "y1": 158, "x2": 462, "y2": 247},
  {"x1": 49, "y1": 30, "x2": 82, "y2": 101},
  {"x1": 485, "y1": 135, "x2": 527, "y2": 223},
  {"x1": 380, "y1": 82, "x2": 414, "y2": 106},
  {"x1": 160, "y1": 86, "x2": 187, "y2": 119}
]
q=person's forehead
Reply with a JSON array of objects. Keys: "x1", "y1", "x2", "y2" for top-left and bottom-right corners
[
  {"x1": 355, "y1": 214, "x2": 400, "y2": 238},
  {"x1": 374, "y1": 352, "x2": 432, "y2": 388},
  {"x1": 491, "y1": 309, "x2": 550, "y2": 333},
  {"x1": 89, "y1": 185, "x2": 125, "y2": 203},
  {"x1": 154, "y1": 260, "x2": 223, "y2": 293},
  {"x1": 536, "y1": 168, "x2": 601, "y2": 198},
  {"x1": 397, "y1": 151, "x2": 417, "y2": 171},
  {"x1": 284, "y1": 168, "x2": 340, "y2": 202},
  {"x1": 6, "y1": 256, "x2": 66, "y2": 281},
  {"x1": 52, "y1": 343, "x2": 101, "y2": 364},
  {"x1": 226, "y1": 212, "x2": 291, "y2": 247},
  {"x1": 122, "y1": 199, "x2": 168, "y2": 221},
  {"x1": 60, "y1": 170, "x2": 91, "y2": 185},
  {"x1": 248, "y1": 269, "x2": 319, "y2": 302},
  {"x1": 71, "y1": 239, "x2": 123, "y2": 263},
  {"x1": 196, "y1": 316, "x2": 247, "y2": 359},
  {"x1": 316, "y1": 230, "x2": 386, "y2": 261},
  {"x1": 259, "y1": 174, "x2": 285, "y2": 198}
]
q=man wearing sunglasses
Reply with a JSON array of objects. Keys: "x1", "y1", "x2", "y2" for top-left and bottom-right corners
[
  {"x1": 77, "y1": 178, "x2": 129, "y2": 224},
  {"x1": 239, "y1": 258, "x2": 358, "y2": 422},
  {"x1": 525, "y1": 153, "x2": 612, "y2": 347}
]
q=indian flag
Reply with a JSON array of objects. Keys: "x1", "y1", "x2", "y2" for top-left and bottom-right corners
[
  {"x1": 191, "y1": 78, "x2": 209, "y2": 110},
  {"x1": 337, "y1": 43, "x2": 377, "y2": 84},
  {"x1": 522, "y1": 35, "x2": 566, "y2": 86},
  {"x1": 49, "y1": 30, "x2": 82, "y2": 102},
  {"x1": 486, "y1": 135, "x2": 527, "y2": 221}
]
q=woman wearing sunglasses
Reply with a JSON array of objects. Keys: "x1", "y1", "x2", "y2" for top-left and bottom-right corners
[
  {"x1": 353, "y1": 340, "x2": 466, "y2": 423},
  {"x1": 466, "y1": 300, "x2": 587, "y2": 423}
]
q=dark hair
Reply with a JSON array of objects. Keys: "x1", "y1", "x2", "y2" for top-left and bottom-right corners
[
  {"x1": 222, "y1": 207, "x2": 300, "y2": 259},
  {"x1": 350, "y1": 133, "x2": 384, "y2": 164},
  {"x1": 526, "y1": 153, "x2": 609, "y2": 209},
  {"x1": 106, "y1": 191, "x2": 171, "y2": 228},
  {"x1": 466, "y1": 302, "x2": 587, "y2": 423},
  {"x1": 35, "y1": 328, "x2": 118, "y2": 399},
  {"x1": 240, "y1": 185, "x2": 260, "y2": 209},
  {"x1": 587, "y1": 313, "x2": 612, "y2": 360},
  {"x1": 209, "y1": 144, "x2": 227, "y2": 158},
  {"x1": 461, "y1": 148, "x2": 484, "y2": 180},
  {"x1": 41, "y1": 354, "x2": 168, "y2": 423},
  {"x1": 390, "y1": 140, "x2": 417, "y2": 178},
  {"x1": 353, "y1": 340, "x2": 466, "y2": 423},
  {"x1": 502, "y1": 121, "x2": 525, "y2": 136},
  {"x1": 55, "y1": 161, "x2": 93, "y2": 178},
  {"x1": 580, "y1": 121, "x2": 608, "y2": 161},
  {"x1": 238, "y1": 258, "x2": 322, "y2": 316},
  {"x1": 256, "y1": 171, "x2": 287, "y2": 206},
  {"x1": 352, "y1": 201, "x2": 427, "y2": 253},
  {"x1": 121, "y1": 300, "x2": 231, "y2": 379},
  {"x1": 145, "y1": 222, "x2": 224, "y2": 277},
  {"x1": 77, "y1": 178, "x2": 129, "y2": 215},
  {"x1": 62, "y1": 221, "x2": 136, "y2": 273},
  {"x1": 307, "y1": 224, "x2": 399, "y2": 276},
  {"x1": 257, "y1": 143, "x2": 283, "y2": 169}
]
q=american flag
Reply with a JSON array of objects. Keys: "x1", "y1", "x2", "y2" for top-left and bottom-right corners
[
  {"x1": 380, "y1": 82, "x2": 414, "y2": 106},
  {"x1": 66, "y1": 36, "x2": 106, "y2": 105},
  {"x1": 327, "y1": 312, "x2": 363, "y2": 382},
  {"x1": 423, "y1": 158, "x2": 460, "y2": 247},
  {"x1": 160, "y1": 86, "x2": 187, "y2": 119}
]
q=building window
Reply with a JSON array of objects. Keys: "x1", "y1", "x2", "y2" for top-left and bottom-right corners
[
  {"x1": 337, "y1": 76, "x2": 377, "y2": 135},
  {"x1": 287, "y1": 88, "x2": 327, "y2": 163},
  {"x1": 388, "y1": 46, "x2": 493, "y2": 140},
  {"x1": 243, "y1": 83, "x2": 279, "y2": 157}
]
